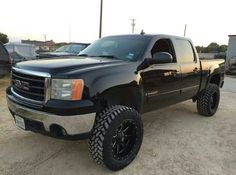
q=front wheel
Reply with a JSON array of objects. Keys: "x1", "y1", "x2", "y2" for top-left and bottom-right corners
[
  {"x1": 197, "y1": 83, "x2": 220, "y2": 116},
  {"x1": 88, "y1": 105, "x2": 143, "y2": 171}
]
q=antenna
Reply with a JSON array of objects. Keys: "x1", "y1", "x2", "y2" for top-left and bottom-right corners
[{"x1": 140, "y1": 30, "x2": 145, "y2": 35}]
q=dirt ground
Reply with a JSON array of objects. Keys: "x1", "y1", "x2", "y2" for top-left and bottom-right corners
[{"x1": 0, "y1": 76, "x2": 235, "y2": 175}]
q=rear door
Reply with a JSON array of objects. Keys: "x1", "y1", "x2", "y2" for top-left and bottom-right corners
[
  {"x1": 0, "y1": 43, "x2": 10, "y2": 76},
  {"x1": 173, "y1": 39, "x2": 201, "y2": 100}
]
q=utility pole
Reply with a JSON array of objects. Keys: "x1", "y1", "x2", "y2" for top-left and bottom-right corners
[
  {"x1": 69, "y1": 20, "x2": 71, "y2": 43},
  {"x1": 43, "y1": 34, "x2": 47, "y2": 41},
  {"x1": 131, "y1": 19, "x2": 136, "y2": 34},
  {"x1": 184, "y1": 24, "x2": 187, "y2": 37},
  {"x1": 99, "y1": 0, "x2": 103, "y2": 38}
]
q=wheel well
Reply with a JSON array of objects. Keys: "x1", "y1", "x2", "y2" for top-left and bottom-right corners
[
  {"x1": 98, "y1": 86, "x2": 142, "y2": 113},
  {"x1": 209, "y1": 74, "x2": 220, "y2": 86}
]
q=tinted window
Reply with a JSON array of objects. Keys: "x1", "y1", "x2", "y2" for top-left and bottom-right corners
[
  {"x1": 70, "y1": 44, "x2": 86, "y2": 53},
  {"x1": 175, "y1": 39, "x2": 195, "y2": 63},
  {"x1": 151, "y1": 39, "x2": 176, "y2": 62},
  {"x1": 55, "y1": 45, "x2": 70, "y2": 52}
]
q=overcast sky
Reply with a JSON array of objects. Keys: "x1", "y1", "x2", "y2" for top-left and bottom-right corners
[{"x1": 0, "y1": 0, "x2": 235, "y2": 46}]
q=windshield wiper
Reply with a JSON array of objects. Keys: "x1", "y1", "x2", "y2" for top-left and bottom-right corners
[
  {"x1": 78, "y1": 54, "x2": 120, "y2": 60},
  {"x1": 96, "y1": 55, "x2": 120, "y2": 60},
  {"x1": 78, "y1": 54, "x2": 89, "y2": 57}
]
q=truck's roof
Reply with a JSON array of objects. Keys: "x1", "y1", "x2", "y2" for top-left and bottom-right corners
[{"x1": 104, "y1": 34, "x2": 191, "y2": 41}]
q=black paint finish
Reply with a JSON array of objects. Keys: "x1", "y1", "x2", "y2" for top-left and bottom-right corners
[{"x1": 7, "y1": 34, "x2": 225, "y2": 115}]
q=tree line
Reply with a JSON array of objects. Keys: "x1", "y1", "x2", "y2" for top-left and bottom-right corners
[
  {"x1": 0, "y1": 32, "x2": 9, "y2": 44},
  {"x1": 196, "y1": 43, "x2": 227, "y2": 53}
]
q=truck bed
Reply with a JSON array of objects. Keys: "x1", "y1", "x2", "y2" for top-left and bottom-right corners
[{"x1": 199, "y1": 59, "x2": 225, "y2": 91}]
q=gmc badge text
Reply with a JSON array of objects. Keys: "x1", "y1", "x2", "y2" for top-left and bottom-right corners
[{"x1": 6, "y1": 34, "x2": 225, "y2": 171}]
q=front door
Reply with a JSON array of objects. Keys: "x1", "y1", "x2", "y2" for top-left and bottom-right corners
[
  {"x1": 140, "y1": 39, "x2": 182, "y2": 113},
  {"x1": 141, "y1": 63, "x2": 181, "y2": 112}
]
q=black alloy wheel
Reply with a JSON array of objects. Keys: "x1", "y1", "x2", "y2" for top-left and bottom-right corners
[
  {"x1": 112, "y1": 119, "x2": 137, "y2": 160},
  {"x1": 88, "y1": 105, "x2": 143, "y2": 171}
]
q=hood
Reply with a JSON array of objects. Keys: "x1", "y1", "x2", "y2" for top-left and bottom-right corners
[{"x1": 15, "y1": 56, "x2": 133, "y2": 77}]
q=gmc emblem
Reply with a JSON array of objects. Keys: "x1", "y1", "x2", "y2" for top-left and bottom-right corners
[{"x1": 14, "y1": 79, "x2": 30, "y2": 91}]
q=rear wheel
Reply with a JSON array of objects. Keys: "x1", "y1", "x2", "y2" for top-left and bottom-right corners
[
  {"x1": 88, "y1": 105, "x2": 143, "y2": 171},
  {"x1": 197, "y1": 83, "x2": 220, "y2": 116}
]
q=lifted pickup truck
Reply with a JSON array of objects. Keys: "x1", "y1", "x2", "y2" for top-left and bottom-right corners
[{"x1": 6, "y1": 34, "x2": 225, "y2": 171}]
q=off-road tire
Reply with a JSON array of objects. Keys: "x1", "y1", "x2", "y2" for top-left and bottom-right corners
[
  {"x1": 88, "y1": 105, "x2": 143, "y2": 171},
  {"x1": 197, "y1": 83, "x2": 220, "y2": 116}
]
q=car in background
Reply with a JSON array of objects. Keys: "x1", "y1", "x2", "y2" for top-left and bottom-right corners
[
  {"x1": 38, "y1": 43, "x2": 89, "y2": 59},
  {"x1": 0, "y1": 42, "x2": 11, "y2": 77},
  {"x1": 4, "y1": 43, "x2": 37, "y2": 64}
]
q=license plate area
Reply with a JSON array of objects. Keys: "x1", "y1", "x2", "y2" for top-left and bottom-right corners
[{"x1": 14, "y1": 115, "x2": 26, "y2": 130}]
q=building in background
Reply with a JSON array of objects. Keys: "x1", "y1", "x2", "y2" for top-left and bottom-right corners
[
  {"x1": 21, "y1": 39, "x2": 55, "y2": 52},
  {"x1": 226, "y1": 35, "x2": 236, "y2": 74}
]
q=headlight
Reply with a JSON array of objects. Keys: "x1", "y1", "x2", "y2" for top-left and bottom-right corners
[{"x1": 51, "y1": 79, "x2": 84, "y2": 100}]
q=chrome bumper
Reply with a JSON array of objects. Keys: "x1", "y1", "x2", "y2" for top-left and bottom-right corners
[{"x1": 7, "y1": 97, "x2": 96, "y2": 135}]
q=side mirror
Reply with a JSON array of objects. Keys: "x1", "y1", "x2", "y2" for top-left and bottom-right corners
[
  {"x1": 136, "y1": 52, "x2": 173, "y2": 72},
  {"x1": 152, "y1": 52, "x2": 173, "y2": 64}
]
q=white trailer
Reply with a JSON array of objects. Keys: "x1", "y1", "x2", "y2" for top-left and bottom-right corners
[{"x1": 226, "y1": 35, "x2": 236, "y2": 74}]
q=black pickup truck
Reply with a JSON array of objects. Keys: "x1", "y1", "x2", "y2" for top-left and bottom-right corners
[{"x1": 6, "y1": 34, "x2": 225, "y2": 171}]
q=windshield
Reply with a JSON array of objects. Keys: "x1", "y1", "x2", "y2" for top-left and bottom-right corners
[
  {"x1": 79, "y1": 36, "x2": 150, "y2": 61},
  {"x1": 55, "y1": 44, "x2": 87, "y2": 53},
  {"x1": 55, "y1": 45, "x2": 71, "y2": 52},
  {"x1": 70, "y1": 44, "x2": 86, "y2": 53}
]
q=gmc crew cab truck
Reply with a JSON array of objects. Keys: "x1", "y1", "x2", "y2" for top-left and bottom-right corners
[{"x1": 6, "y1": 34, "x2": 225, "y2": 171}]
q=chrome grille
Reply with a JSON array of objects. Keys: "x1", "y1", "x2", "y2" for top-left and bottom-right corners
[{"x1": 11, "y1": 68, "x2": 50, "y2": 103}]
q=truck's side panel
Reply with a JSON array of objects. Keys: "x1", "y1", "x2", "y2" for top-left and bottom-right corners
[
  {"x1": 141, "y1": 63, "x2": 181, "y2": 113},
  {"x1": 139, "y1": 37, "x2": 182, "y2": 112},
  {"x1": 200, "y1": 59, "x2": 225, "y2": 90}
]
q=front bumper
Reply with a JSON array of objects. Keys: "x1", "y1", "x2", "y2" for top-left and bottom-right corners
[{"x1": 7, "y1": 91, "x2": 96, "y2": 140}]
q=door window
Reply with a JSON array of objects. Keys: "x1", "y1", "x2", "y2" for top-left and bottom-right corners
[
  {"x1": 151, "y1": 39, "x2": 176, "y2": 62},
  {"x1": 175, "y1": 39, "x2": 195, "y2": 63}
]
